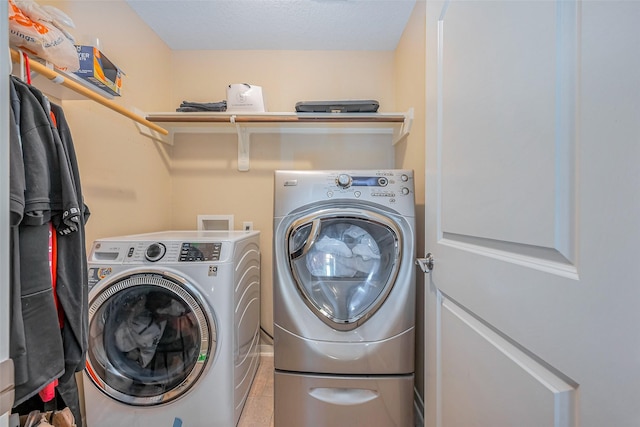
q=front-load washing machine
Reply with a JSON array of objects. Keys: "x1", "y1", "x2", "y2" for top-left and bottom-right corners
[
  {"x1": 273, "y1": 170, "x2": 416, "y2": 427},
  {"x1": 83, "y1": 231, "x2": 260, "y2": 427}
]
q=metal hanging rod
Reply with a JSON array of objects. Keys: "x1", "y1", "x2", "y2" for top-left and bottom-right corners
[{"x1": 10, "y1": 48, "x2": 168, "y2": 136}]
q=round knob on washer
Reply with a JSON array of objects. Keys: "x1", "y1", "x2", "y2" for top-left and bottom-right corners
[
  {"x1": 145, "y1": 242, "x2": 166, "y2": 262},
  {"x1": 337, "y1": 174, "x2": 352, "y2": 188}
]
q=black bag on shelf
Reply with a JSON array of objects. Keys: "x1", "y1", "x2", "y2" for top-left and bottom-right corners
[{"x1": 295, "y1": 100, "x2": 379, "y2": 113}]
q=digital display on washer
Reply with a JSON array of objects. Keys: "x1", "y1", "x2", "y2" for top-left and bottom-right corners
[
  {"x1": 179, "y1": 242, "x2": 222, "y2": 261},
  {"x1": 352, "y1": 176, "x2": 388, "y2": 187}
]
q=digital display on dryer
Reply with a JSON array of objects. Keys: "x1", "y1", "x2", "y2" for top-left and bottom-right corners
[
  {"x1": 179, "y1": 242, "x2": 222, "y2": 261},
  {"x1": 352, "y1": 176, "x2": 389, "y2": 187}
]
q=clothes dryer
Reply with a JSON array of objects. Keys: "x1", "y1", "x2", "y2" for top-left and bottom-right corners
[
  {"x1": 83, "y1": 231, "x2": 260, "y2": 427},
  {"x1": 273, "y1": 170, "x2": 416, "y2": 427}
]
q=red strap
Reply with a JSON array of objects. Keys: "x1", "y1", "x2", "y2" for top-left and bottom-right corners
[
  {"x1": 38, "y1": 379, "x2": 58, "y2": 402},
  {"x1": 49, "y1": 223, "x2": 63, "y2": 328},
  {"x1": 22, "y1": 52, "x2": 31, "y2": 85},
  {"x1": 49, "y1": 110, "x2": 57, "y2": 128}
]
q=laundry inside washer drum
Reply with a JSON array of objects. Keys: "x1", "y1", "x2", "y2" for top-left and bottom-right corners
[{"x1": 98, "y1": 286, "x2": 201, "y2": 395}]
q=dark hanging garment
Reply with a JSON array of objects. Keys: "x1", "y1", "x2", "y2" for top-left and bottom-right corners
[
  {"x1": 49, "y1": 103, "x2": 90, "y2": 427},
  {"x1": 8, "y1": 81, "x2": 28, "y2": 388},
  {"x1": 11, "y1": 77, "x2": 56, "y2": 224},
  {"x1": 9, "y1": 74, "x2": 89, "y2": 426},
  {"x1": 49, "y1": 104, "x2": 90, "y2": 367},
  {"x1": 24, "y1": 83, "x2": 80, "y2": 231},
  {"x1": 10, "y1": 77, "x2": 66, "y2": 405},
  {"x1": 15, "y1": 223, "x2": 65, "y2": 405}
]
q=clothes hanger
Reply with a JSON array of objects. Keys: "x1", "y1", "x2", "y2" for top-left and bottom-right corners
[{"x1": 8, "y1": 47, "x2": 28, "y2": 83}]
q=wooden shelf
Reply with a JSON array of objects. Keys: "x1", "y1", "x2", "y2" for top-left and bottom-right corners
[
  {"x1": 10, "y1": 49, "x2": 411, "y2": 170},
  {"x1": 144, "y1": 110, "x2": 413, "y2": 171},
  {"x1": 10, "y1": 49, "x2": 168, "y2": 136},
  {"x1": 146, "y1": 111, "x2": 407, "y2": 124}
]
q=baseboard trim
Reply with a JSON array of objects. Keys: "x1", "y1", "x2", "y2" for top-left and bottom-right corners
[{"x1": 259, "y1": 344, "x2": 274, "y2": 356}]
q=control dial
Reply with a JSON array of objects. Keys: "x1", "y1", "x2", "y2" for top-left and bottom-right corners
[
  {"x1": 145, "y1": 242, "x2": 166, "y2": 262},
  {"x1": 336, "y1": 174, "x2": 352, "y2": 188}
]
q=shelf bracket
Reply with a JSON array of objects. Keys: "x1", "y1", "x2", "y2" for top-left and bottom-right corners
[
  {"x1": 133, "y1": 108, "x2": 172, "y2": 145},
  {"x1": 393, "y1": 107, "x2": 414, "y2": 145},
  {"x1": 232, "y1": 116, "x2": 251, "y2": 171}
]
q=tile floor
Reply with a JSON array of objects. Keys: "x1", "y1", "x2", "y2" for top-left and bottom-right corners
[{"x1": 237, "y1": 354, "x2": 275, "y2": 427}]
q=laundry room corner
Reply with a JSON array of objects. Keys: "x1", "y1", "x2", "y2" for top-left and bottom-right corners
[
  {"x1": 31, "y1": 0, "x2": 427, "y2": 357},
  {"x1": 5, "y1": 0, "x2": 428, "y2": 425},
  {"x1": 167, "y1": 47, "x2": 405, "y2": 344},
  {"x1": 38, "y1": 0, "x2": 177, "y2": 248}
]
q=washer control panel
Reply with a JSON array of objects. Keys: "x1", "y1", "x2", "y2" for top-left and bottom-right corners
[
  {"x1": 144, "y1": 242, "x2": 166, "y2": 262},
  {"x1": 179, "y1": 242, "x2": 222, "y2": 262},
  {"x1": 91, "y1": 240, "x2": 225, "y2": 264}
]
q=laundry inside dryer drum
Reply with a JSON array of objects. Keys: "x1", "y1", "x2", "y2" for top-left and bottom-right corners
[{"x1": 289, "y1": 218, "x2": 398, "y2": 324}]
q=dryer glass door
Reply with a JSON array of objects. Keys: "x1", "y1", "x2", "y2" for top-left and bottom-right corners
[
  {"x1": 288, "y1": 209, "x2": 402, "y2": 330},
  {"x1": 86, "y1": 272, "x2": 214, "y2": 406}
]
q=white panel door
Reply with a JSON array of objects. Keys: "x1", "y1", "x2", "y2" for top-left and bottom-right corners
[{"x1": 424, "y1": 1, "x2": 640, "y2": 427}]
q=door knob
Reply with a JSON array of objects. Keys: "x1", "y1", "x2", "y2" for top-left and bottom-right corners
[{"x1": 416, "y1": 253, "x2": 434, "y2": 273}]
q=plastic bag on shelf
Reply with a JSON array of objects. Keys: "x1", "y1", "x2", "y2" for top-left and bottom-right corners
[
  {"x1": 13, "y1": 0, "x2": 50, "y2": 22},
  {"x1": 41, "y1": 5, "x2": 76, "y2": 41},
  {"x1": 13, "y1": 0, "x2": 77, "y2": 41},
  {"x1": 8, "y1": 0, "x2": 79, "y2": 71}
]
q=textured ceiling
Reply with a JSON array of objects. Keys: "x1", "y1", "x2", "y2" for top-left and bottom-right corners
[{"x1": 125, "y1": 0, "x2": 416, "y2": 51}]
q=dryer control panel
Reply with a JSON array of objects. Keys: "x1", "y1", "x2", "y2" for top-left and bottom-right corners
[{"x1": 275, "y1": 169, "x2": 415, "y2": 217}]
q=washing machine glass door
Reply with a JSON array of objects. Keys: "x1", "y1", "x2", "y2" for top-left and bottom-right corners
[
  {"x1": 287, "y1": 208, "x2": 402, "y2": 330},
  {"x1": 86, "y1": 271, "x2": 214, "y2": 406}
]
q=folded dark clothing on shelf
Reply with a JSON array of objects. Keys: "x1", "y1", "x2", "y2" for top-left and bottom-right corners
[
  {"x1": 176, "y1": 106, "x2": 212, "y2": 112},
  {"x1": 176, "y1": 100, "x2": 227, "y2": 112}
]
